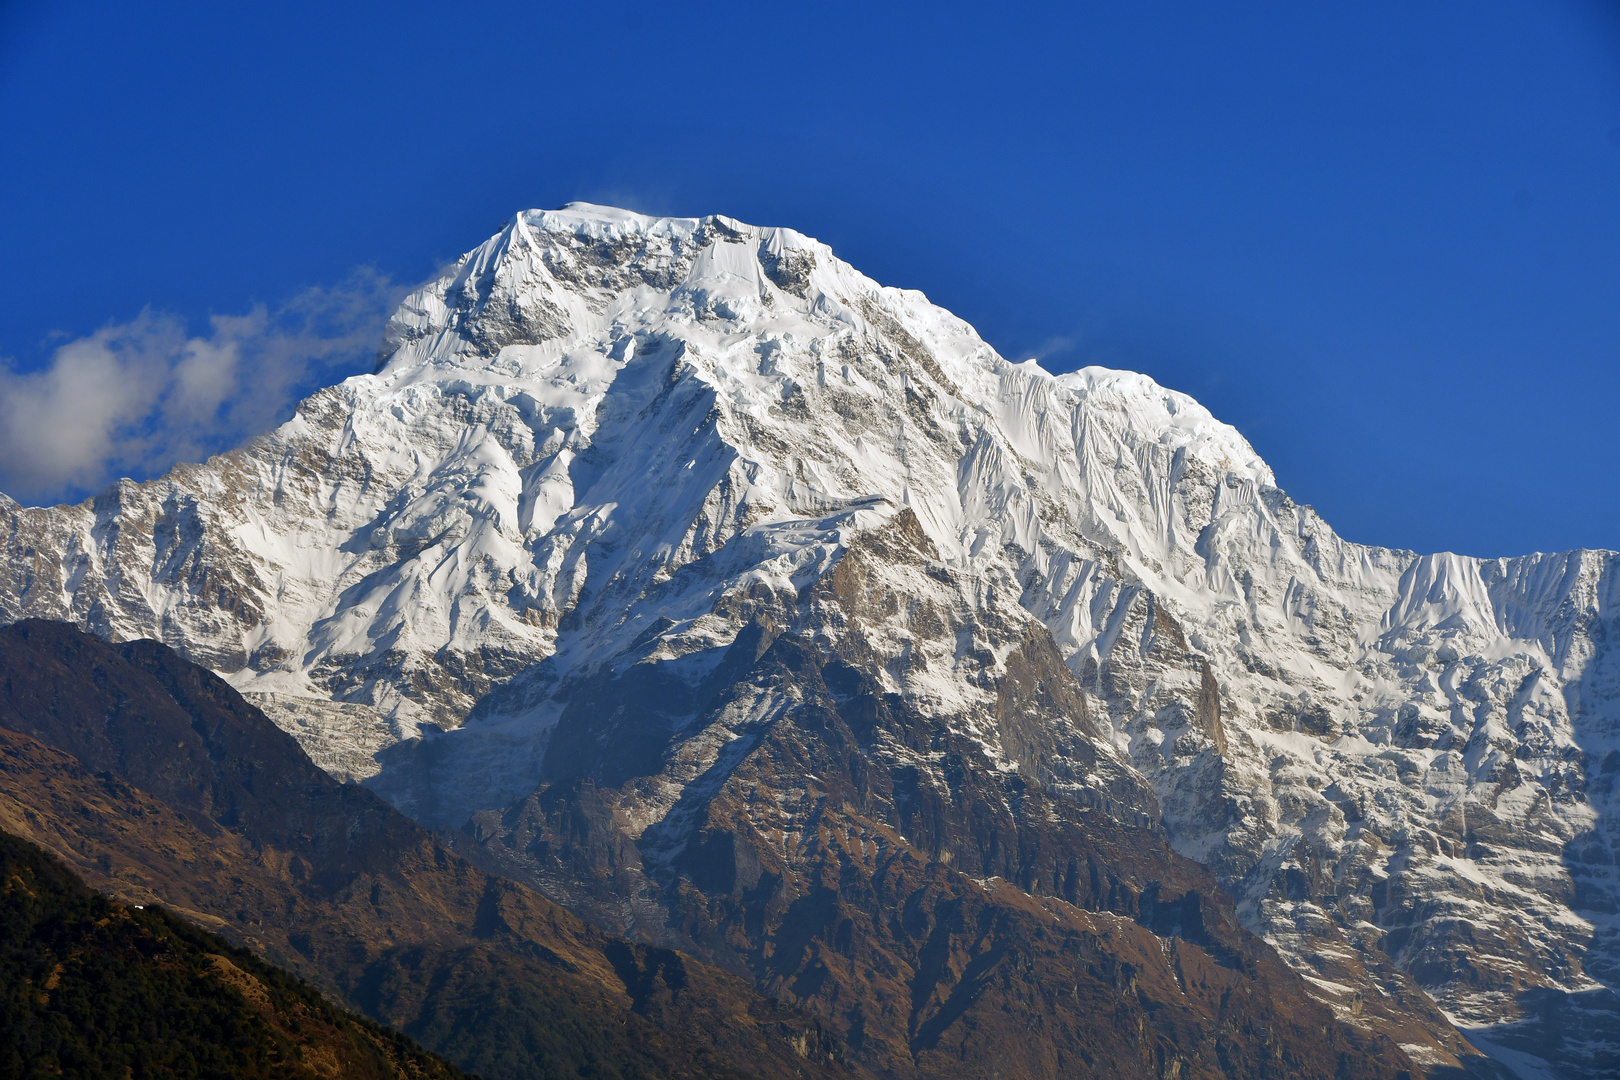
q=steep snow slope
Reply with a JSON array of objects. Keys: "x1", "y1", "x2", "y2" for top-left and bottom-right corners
[{"x1": 2, "y1": 204, "x2": 1616, "y2": 1077}]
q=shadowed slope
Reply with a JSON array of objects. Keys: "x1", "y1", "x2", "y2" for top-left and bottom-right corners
[{"x1": 0, "y1": 619, "x2": 848, "y2": 1080}]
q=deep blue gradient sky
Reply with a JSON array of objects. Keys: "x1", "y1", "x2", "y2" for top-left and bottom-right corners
[{"x1": 2, "y1": 1, "x2": 1618, "y2": 556}]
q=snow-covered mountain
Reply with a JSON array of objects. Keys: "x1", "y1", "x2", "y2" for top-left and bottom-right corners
[{"x1": 3, "y1": 204, "x2": 1615, "y2": 1078}]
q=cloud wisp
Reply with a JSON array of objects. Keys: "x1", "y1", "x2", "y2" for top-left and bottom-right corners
[{"x1": 0, "y1": 271, "x2": 400, "y2": 506}]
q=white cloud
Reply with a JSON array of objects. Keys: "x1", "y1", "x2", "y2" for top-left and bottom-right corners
[
  {"x1": 0, "y1": 271, "x2": 399, "y2": 506},
  {"x1": 1030, "y1": 334, "x2": 1081, "y2": 365}
]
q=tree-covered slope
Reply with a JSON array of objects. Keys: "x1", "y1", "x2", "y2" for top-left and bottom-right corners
[{"x1": 0, "y1": 829, "x2": 468, "y2": 1080}]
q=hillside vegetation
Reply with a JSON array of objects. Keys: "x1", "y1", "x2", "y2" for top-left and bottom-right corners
[{"x1": 0, "y1": 829, "x2": 468, "y2": 1080}]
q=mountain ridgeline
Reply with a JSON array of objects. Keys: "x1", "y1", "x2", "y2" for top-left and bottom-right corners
[{"x1": 4, "y1": 203, "x2": 1615, "y2": 1077}]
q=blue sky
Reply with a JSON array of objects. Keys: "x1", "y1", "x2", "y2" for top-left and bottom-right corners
[{"x1": 1, "y1": 1, "x2": 1617, "y2": 556}]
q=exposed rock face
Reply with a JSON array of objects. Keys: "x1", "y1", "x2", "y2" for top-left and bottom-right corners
[
  {"x1": 459, "y1": 518, "x2": 1467, "y2": 1078},
  {"x1": 1, "y1": 203, "x2": 1615, "y2": 1076}
]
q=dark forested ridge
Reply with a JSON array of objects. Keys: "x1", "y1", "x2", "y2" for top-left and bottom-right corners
[{"x1": 0, "y1": 829, "x2": 467, "y2": 1080}]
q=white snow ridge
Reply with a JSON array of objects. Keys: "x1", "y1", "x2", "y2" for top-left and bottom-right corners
[{"x1": 3, "y1": 203, "x2": 1617, "y2": 1079}]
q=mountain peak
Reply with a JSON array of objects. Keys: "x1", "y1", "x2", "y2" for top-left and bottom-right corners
[{"x1": 5, "y1": 206, "x2": 1619, "y2": 1079}]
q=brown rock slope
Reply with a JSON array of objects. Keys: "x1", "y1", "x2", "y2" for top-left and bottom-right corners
[
  {"x1": 0, "y1": 619, "x2": 847, "y2": 1080},
  {"x1": 0, "y1": 829, "x2": 468, "y2": 1080},
  {"x1": 450, "y1": 518, "x2": 1497, "y2": 1079}
]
